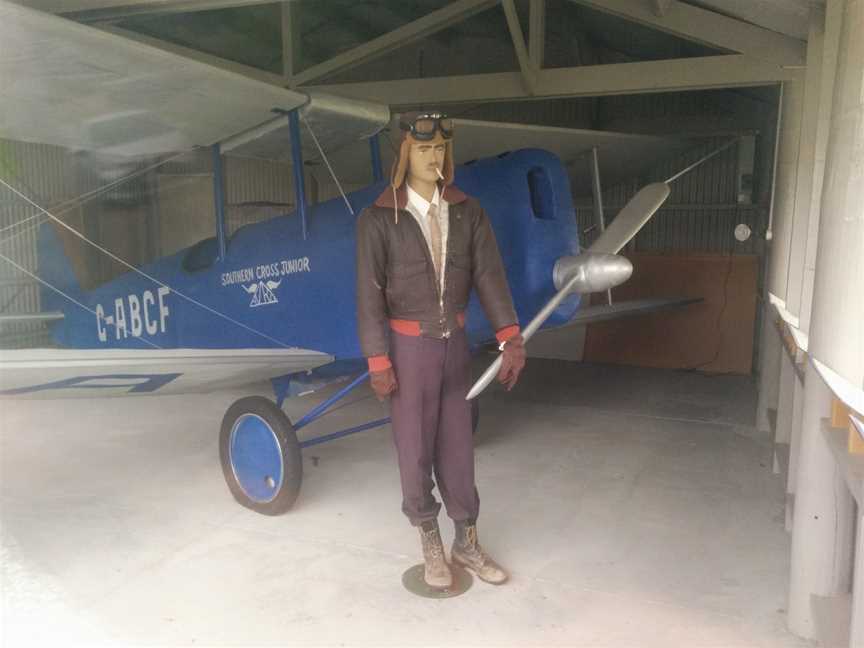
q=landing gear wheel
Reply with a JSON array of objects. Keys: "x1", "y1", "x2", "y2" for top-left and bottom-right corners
[
  {"x1": 471, "y1": 399, "x2": 480, "y2": 436},
  {"x1": 219, "y1": 396, "x2": 302, "y2": 515}
]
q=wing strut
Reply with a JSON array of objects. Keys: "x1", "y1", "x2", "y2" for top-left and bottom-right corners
[
  {"x1": 212, "y1": 143, "x2": 228, "y2": 261},
  {"x1": 287, "y1": 109, "x2": 310, "y2": 240},
  {"x1": 588, "y1": 146, "x2": 611, "y2": 305},
  {"x1": 370, "y1": 133, "x2": 384, "y2": 184}
]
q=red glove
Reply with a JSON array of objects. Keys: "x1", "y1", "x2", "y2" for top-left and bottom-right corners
[
  {"x1": 370, "y1": 367, "x2": 398, "y2": 401},
  {"x1": 497, "y1": 334, "x2": 526, "y2": 391}
]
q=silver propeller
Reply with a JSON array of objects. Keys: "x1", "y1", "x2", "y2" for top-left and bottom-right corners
[{"x1": 466, "y1": 182, "x2": 671, "y2": 401}]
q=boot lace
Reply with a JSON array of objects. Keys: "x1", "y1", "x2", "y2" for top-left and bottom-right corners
[
  {"x1": 423, "y1": 529, "x2": 444, "y2": 560},
  {"x1": 459, "y1": 525, "x2": 489, "y2": 565},
  {"x1": 466, "y1": 525, "x2": 478, "y2": 548}
]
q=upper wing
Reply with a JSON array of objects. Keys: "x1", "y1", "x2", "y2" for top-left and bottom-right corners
[
  {"x1": 310, "y1": 117, "x2": 690, "y2": 189},
  {"x1": 0, "y1": 3, "x2": 681, "y2": 184},
  {"x1": 221, "y1": 91, "x2": 390, "y2": 165},
  {"x1": 0, "y1": 0, "x2": 335, "y2": 156},
  {"x1": 447, "y1": 119, "x2": 689, "y2": 196},
  {"x1": 0, "y1": 347, "x2": 333, "y2": 398},
  {"x1": 0, "y1": 0, "x2": 306, "y2": 153}
]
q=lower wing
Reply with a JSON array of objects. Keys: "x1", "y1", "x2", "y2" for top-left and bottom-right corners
[
  {"x1": 0, "y1": 347, "x2": 333, "y2": 399},
  {"x1": 541, "y1": 297, "x2": 703, "y2": 331}
]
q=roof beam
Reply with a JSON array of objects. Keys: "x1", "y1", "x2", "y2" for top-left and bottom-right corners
[
  {"x1": 291, "y1": 0, "x2": 498, "y2": 87},
  {"x1": 502, "y1": 0, "x2": 536, "y2": 94},
  {"x1": 567, "y1": 0, "x2": 805, "y2": 67},
  {"x1": 309, "y1": 54, "x2": 795, "y2": 106},
  {"x1": 52, "y1": 0, "x2": 275, "y2": 22},
  {"x1": 651, "y1": 0, "x2": 672, "y2": 17},
  {"x1": 685, "y1": 0, "x2": 809, "y2": 40},
  {"x1": 529, "y1": 0, "x2": 546, "y2": 71},
  {"x1": 281, "y1": 1, "x2": 294, "y2": 83}
]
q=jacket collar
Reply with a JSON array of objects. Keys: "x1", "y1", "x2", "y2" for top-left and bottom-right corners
[{"x1": 373, "y1": 181, "x2": 467, "y2": 209}]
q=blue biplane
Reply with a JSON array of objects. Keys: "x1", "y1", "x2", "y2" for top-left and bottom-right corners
[{"x1": 0, "y1": 1, "x2": 699, "y2": 515}]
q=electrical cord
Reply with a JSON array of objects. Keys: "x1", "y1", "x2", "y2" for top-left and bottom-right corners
[{"x1": 682, "y1": 248, "x2": 736, "y2": 373}]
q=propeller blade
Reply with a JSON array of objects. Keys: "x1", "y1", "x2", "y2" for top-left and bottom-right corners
[
  {"x1": 466, "y1": 272, "x2": 581, "y2": 400},
  {"x1": 466, "y1": 182, "x2": 672, "y2": 401},
  {"x1": 587, "y1": 182, "x2": 670, "y2": 254}
]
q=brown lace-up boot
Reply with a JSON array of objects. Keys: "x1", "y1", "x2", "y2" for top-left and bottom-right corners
[
  {"x1": 418, "y1": 520, "x2": 453, "y2": 589},
  {"x1": 451, "y1": 520, "x2": 508, "y2": 585}
]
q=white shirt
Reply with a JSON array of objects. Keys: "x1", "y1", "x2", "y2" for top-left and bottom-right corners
[{"x1": 405, "y1": 183, "x2": 449, "y2": 296}]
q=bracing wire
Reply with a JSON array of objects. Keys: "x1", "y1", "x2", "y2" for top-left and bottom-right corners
[
  {"x1": 0, "y1": 249, "x2": 162, "y2": 350},
  {"x1": 0, "y1": 177, "x2": 297, "y2": 350},
  {"x1": 299, "y1": 114, "x2": 355, "y2": 216},
  {"x1": 665, "y1": 138, "x2": 740, "y2": 185}
]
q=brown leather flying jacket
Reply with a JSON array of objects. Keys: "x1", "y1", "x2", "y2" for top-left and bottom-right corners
[{"x1": 356, "y1": 182, "x2": 519, "y2": 369}]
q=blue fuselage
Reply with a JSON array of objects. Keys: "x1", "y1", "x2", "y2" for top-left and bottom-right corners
[{"x1": 44, "y1": 149, "x2": 582, "y2": 358}]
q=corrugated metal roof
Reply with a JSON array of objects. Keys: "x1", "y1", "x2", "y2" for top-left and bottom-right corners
[{"x1": 683, "y1": 0, "x2": 816, "y2": 39}]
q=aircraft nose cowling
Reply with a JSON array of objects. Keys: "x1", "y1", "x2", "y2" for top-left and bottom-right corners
[{"x1": 553, "y1": 252, "x2": 633, "y2": 293}]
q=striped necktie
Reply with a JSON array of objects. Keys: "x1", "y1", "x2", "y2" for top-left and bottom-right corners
[{"x1": 428, "y1": 202, "x2": 443, "y2": 281}]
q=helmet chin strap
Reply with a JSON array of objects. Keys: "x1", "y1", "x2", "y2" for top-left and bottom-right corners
[{"x1": 390, "y1": 133, "x2": 452, "y2": 223}]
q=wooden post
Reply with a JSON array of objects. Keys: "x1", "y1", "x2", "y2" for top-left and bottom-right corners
[{"x1": 830, "y1": 398, "x2": 864, "y2": 455}]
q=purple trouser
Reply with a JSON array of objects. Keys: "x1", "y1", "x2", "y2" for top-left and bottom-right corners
[{"x1": 389, "y1": 327, "x2": 479, "y2": 525}]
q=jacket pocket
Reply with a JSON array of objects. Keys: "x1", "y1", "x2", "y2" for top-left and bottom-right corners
[
  {"x1": 447, "y1": 253, "x2": 472, "y2": 308},
  {"x1": 386, "y1": 259, "x2": 431, "y2": 314}
]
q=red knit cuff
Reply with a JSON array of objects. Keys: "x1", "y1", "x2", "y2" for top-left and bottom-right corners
[
  {"x1": 367, "y1": 355, "x2": 392, "y2": 372},
  {"x1": 495, "y1": 325, "x2": 520, "y2": 344}
]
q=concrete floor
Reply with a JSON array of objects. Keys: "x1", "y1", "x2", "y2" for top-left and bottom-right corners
[{"x1": 1, "y1": 359, "x2": 811, "y2": 647}]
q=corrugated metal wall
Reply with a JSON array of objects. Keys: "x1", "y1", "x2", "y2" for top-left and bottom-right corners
[
  {"x1": 576, "y1": 138, "x2": 769, "y2": 257},
  {"x1": 158, "y1": 150, "x2": 297, "y2": 237},
  {"x1": 225, "y1": 155, "x2": 293, "y2": 234}
]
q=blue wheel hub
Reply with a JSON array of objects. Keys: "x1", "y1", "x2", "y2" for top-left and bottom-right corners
[{"x1": 229, "y1": 414, "x2": 284, "y2": 504}]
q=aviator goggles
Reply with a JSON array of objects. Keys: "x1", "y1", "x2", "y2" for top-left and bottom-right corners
[{"x1": 400, "y1": 113, "x2": 454, "y2": 141}]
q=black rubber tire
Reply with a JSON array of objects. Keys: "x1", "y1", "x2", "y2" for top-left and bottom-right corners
[
  {"x1": 471, "y1": 399, "x2": 480, "y2": 436},
  {"x1": 219, "y1": 396, "x2": 302, "y2": 516}
]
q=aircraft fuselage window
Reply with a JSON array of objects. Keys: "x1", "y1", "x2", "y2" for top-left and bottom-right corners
[
  {"x1": 527, "y1": 167, "x2": 555, "y2": 221},
  {"x1": 183, "y1": 237, "x2": 219, "y2": 273}
]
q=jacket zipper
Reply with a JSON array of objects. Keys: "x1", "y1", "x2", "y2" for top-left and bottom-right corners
[{"x1": 441, "y1": 207, "x2": 452, "y2": 322}]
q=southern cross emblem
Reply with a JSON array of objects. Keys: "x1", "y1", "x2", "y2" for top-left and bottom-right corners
[{"x1": 243, "y1": 280, "x2": 281, "y2": 307}]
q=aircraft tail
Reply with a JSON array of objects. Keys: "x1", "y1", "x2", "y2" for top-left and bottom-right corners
[{"x1": 37, "y1": 222, "x2": 84, "y2": 312}]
